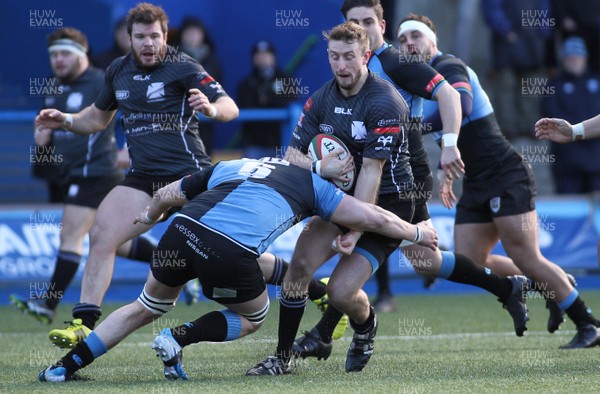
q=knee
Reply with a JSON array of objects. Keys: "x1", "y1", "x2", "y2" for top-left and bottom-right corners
[
  {"x1": 287, "y1": 258, "x2": 315, "y2": 282},
  {"x1": 327, "y1": 285, "x2": 353, "y2": 310}
]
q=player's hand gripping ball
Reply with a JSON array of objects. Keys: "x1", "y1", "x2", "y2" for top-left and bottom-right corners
[{"x1": 308, "y1": 134, "x2": 355, "y2": 191}]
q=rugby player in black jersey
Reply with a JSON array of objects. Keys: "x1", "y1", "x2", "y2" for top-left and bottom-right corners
[
  {"x1": 290, "y1": 0, "x2": 532, "y2": 362},
  {"x1": 399, "y1": 13, "x2": 600, "y2": 349},
  {"x1": 35, "y1": 3, "x2": 239, "y2": 348},
  {"x1": 11, "y1": 27, "x2": 156, "y2": 325},
  {"x1": 248, "y1": 21, "x2": 416, "y2": 375}
]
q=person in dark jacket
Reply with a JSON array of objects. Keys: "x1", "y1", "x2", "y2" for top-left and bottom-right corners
[
  {"x1": 482, "y1": 0, "x2": 553, "y2": 139},
  {"x1": 542, "y1": 37, "x2": 600, "y2": 193},
  {"x1": 237, "y1": 40, "x2": 294, "y2": 159}
]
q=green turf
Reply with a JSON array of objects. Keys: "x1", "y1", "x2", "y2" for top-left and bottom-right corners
[{"x1": 1, "y1": 291, "x2": 599, "y2": 393}]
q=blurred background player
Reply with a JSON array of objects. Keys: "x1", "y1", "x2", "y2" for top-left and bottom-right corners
[
  {"x1": 91, "y1": 17, "x2": 131, "y2": 70},
  {"x1": 10, "y1": 27, "x2": 155, "y2": 324},
  {"x1": 541, "y1": 36, "x2": 600, "y2": 194},
  {"x1": 35, "y1": 3, "x2": 239, "y2": 347},
  {"x1": 399, "y1": 13, "x2": 600, "y2": 348},
  {"x1": 237, "y1": 40, "x2": 294, "y2": 159}
]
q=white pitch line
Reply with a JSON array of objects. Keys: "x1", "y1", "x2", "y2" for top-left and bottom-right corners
[{"x1": 114, "y1": 330, "x2": 575, "y2": 347}]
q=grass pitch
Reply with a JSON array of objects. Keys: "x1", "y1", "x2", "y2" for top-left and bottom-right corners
[{"x1": 1, "y1": 291, "x2": 599, "y2": 393}]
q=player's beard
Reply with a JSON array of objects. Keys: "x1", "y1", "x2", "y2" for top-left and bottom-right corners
[
  {"x1": 133, "y1": 45, "x2": 166, "y2": 70},
  {"x1": 336, "y1": 67, "x2": 363, "y2": 94}
]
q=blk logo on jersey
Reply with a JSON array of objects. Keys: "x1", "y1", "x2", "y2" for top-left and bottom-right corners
[
  {"x1": 334, "y1": 107, "x2": 352, "y2": 115},
  {"x1": 133, "y1": 74, "x2": 151, "y2": 81},
  {"x1": 351, "y1": 121, "x2": 366, "y2": 141},
  {"x1": 147, "y1": 82, "x2": 165, "y2": 102}
]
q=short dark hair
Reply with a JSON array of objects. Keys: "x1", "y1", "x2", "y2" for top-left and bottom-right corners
[
  {"x1": 397, "y1": 13, "x2": 437, "y2": 37},
  {"x1": 341, "y1": 0, "x2": 384, "y2": 21},
  {"x1": 47, "y1": 27, "x2": 89, "y2": 51},
  {"x1": 126, "y1": 2, "x2": 169, "y2": 35},
  {"x1": 323, "y1": 22, "x2": 369, "y2": 55}
]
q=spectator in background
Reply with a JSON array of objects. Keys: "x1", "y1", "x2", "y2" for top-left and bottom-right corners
[
  {"x1": 237, "y1": 40, "x2": 293, "y2": 159},
  {"x1": 554, "y1": 0, "x2": 600, "y2": 73},
  {"x1": 91, "y1": 17, "x2": 130, "y2": 70},
  {"x1": 178, "y1": 16, "x2": 223, "y2": 155},
  {"x1": 482, "y1": 0, "x2": 553, "y2": 140},
  {"x1": 542, "y1": 37, "x2": 600, "y2": 194}
]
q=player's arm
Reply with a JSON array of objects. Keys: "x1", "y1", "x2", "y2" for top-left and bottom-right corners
[
  {"x1": 331, "y1": 196, "x2": 438, "y2": 251},
  {"x1": 535, "y1": 115, "x2": 600, "y2": 143},
  {"x1": 35, "y1": 104, "x2": 116, "y2": 135},
  {"x1": 189, "y1": 89, "x2": 239, "y2": 122},
  {"x1": 432, "y1": 82, "x2": 464, "y2": 180},
  {"x1": 337, "y1": 157, "x2": 384, "y2": 249},
  {"x1": 133, "y1": 179, "x2": 187, "y2": 225}
]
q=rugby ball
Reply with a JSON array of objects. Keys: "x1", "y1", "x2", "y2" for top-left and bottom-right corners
[{"x1": 308, "y1": 134, "x2": 355, "y2": 191}]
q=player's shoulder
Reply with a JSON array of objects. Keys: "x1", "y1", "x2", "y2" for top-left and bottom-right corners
[
  {"x1": 366, "y1": 72, "x2": 401, "y2": 95},
  {"x1": 434, "y1": 53, "x2": 466, "y2": 68},
  {"x1": 105, "y1": 54, "x2": 131, "y2": 77},
  {"x1": 84, "y1": 66, "x2": 106, "y2": 81}
]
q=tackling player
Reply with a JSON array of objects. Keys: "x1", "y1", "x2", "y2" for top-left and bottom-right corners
[{"x1": 38, "y1": 157, "x2": 438, "y2": 382}]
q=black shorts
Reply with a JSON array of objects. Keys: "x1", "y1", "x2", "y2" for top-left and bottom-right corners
[
  {"x1": 121, "y1": 172, "x2": 188, "y2": 197},
  {"x1": 354, "y1": 194, "x2": 414, "y2": 272},
  {"x1": 455, "y1": 162, "x2": 537, "y2": 224},
  {"x1": 151, "y1": 215, "x2": 266, "y2": 304},
  {"x1": 63, "y1": 174, "x2": 124, "y2": 209},
  {"x1": 411, "y1": 174, "x2": 432, "y2": 223}
]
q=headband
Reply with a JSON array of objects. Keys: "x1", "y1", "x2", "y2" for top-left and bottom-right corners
[
  {"x1": 48, "y1": 38, "x2": 87, "y2": 57},
  {"x1": 397, "y1": 20, "x2": 437, "y2": 43}
]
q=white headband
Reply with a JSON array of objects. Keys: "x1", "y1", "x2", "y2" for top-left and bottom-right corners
[
  {"x1": 48, "y1": 39, "x2": 87, "y2": 58},
  {"x1": 397, "y1": 20, "x2": 437, "y2": 43}
]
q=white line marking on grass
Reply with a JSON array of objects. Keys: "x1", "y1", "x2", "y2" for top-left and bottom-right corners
[{"x1": 115, "y1": 330, "x2": 575, "y2": 347}]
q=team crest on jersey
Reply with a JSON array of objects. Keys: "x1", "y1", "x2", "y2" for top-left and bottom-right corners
[
  {"x1": 146, "y1": 82, "x2": 165, "y2": 102},
  {"x1": 66, "y1": 92, "x2": 83, "y2": 111},
  {"x1": 319, "y1": 123, "x2": 333, "y2": 134},
  {"x1": 490, "y1": 197, "x2": 501, "y2": 213},
  {"x1": 377, "y1": 136, "x2": 393, "y2": 146},
  {"x1": 351, "y1": 121, "x2": 366, "y2": 141}
]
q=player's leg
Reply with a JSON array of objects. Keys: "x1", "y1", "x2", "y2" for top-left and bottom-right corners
[
  {"x1": 258, "y1": 252, "x2": 328, "y2": 303},
  {"x1": 48, "y1": 186, "x2": 154, "y2": 348},
  {"x1": 78, "y1": 186, "x2": 153, "y2": 315},
  {"x1": 39, "y1": 270, "x2": 180, "y2": 382},
  {"x1": 328, "y1": 247, "x2": 379, "y2": 373},
  {"x1": 494, "y1": 210, "x2": 600, "y2": 348},
  {"x1": 247, "y1": 216, "x2": 340, "y2": 375},
  {"x1": 407, "y1": 239, "x2": 528, "y2": 336}
]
